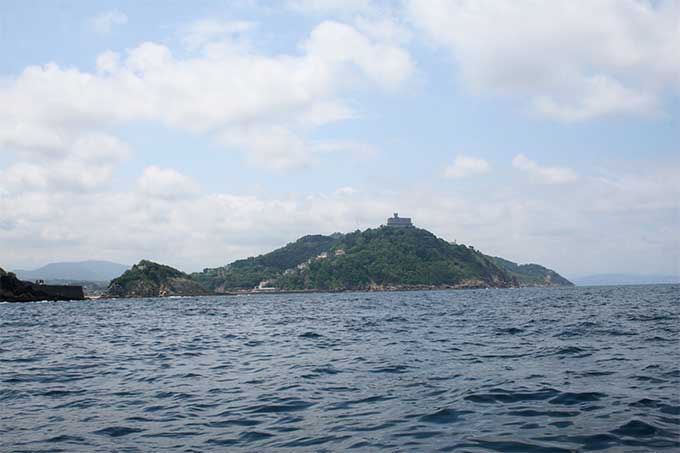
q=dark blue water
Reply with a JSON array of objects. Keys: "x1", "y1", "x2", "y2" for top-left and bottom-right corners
[{"x1": 1, "y1": 285, "x2": 679, "y2": 452}]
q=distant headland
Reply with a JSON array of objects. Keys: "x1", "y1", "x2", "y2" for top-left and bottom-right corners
[{"x1": 104, "y1": 214, "x2": 573, "y2": 299}]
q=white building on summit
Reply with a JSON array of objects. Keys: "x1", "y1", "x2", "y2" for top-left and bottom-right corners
[{"x1": 386, "y1": 213, "x2": 413, "y2": 228}]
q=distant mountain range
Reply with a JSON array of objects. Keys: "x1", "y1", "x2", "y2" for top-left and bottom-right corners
[
  {"x1": 14, "y1": 261, "x2": 130, "y2": 282},
  {"x1": 573, "y1": 274, "x2": 680, "y2": 286}
]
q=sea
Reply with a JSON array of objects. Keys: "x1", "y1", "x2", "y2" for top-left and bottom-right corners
[{"x1": 1, "y1": 285, "x2": 678, "y2": 452}]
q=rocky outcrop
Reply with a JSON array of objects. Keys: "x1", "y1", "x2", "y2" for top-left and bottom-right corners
[
  {"x1": 106, "y1": 260, "x2": 211, "y2": 298},
  {"x1": 158, "y1": 278, "x2": 211, "y2": 296}
]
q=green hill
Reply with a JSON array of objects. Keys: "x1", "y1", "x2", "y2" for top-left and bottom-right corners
[
  {"x1": 491, "y1": 256, "x2": 573, "y2": 287},
  {"x1": 192, "y1": 234, "x2": 340, "y2": 291},
  {"x1": 105, "y1": 226, "x2": 572, "y2": 296},
  {"x1": 107, "y1": 260, "x2": 210, "y2": 297},
  {"x1": 275, "y1": 227, "x2": 514, "y2": 290},
  {"x1": 193, "y1": 227, "x2": 572, "y2": 292}
]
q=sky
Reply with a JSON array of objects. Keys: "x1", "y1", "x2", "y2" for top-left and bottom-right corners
[{"x1": 0, "y1": 0, "x2": 678, "y2": 279}]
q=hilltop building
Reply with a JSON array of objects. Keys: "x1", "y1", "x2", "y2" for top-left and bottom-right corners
[{"x1": 386, "y1": 213, "x2": 413, "y2": 228}]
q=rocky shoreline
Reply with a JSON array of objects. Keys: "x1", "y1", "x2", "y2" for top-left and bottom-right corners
[{"x1": 102, "y1": 279, "x2": 566, "y2": 299}]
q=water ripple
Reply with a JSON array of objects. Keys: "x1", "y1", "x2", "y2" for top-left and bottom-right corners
[{"x1": 1, "y1": 284, "x2": 678, "y2": 451}]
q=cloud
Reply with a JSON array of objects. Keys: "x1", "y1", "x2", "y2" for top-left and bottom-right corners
[
  {"x1": 0, "y1": 122, "x2": 66, "y2": 152},
  {"x1": 0, "y1": 19, "x2": 413, "y2": 175},
  {"x1": 2, "y1": 160, "x2": 114, "y2": 193},
  {"x1": 444, "y1": 155, "x2": 491, "y2": 179},
  {"x1": 512, "y1": 154, "x2": 578, "y2": 184},
  {"x1": 533, "y1": 75, "x2": 657, "y2": 121},
  {"x1": 138, "y1": 166, "x2": 200, "y2": 200},
  {"x1": 1, "y1": 163, "x2": 677, "y2": 277},
  {"x1": 89, "y1": 10, "x2": 128, "y2": 35},
  {"x1": 0, "y1": 133, "x2": 130, "y2": 193},
  {"x1": 406, "y1": 0, "x2": 680, "y2": 120},
  {"x1": 302, "y1": 20, "x2": 413, "y2": 91},
  {"x1": 217, "y1": 125, "x2": 313, "y2": 171}
]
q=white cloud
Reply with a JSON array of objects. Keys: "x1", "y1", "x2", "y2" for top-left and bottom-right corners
[
  {"x1": 0, "y1": 122, "x2": 67, "y2": 152},
  {"x1": 217, "y1": 125, "x2": 313, "y2": 171},
  {"x1": 70, "y1": 133, "x2": 131, "y2": 162},
  {"x1": 96, "y1": 51, "x2": 120, "y2": 73},
  {"x1": 302, "y1": 21, "x2": 413, "y2": 91},
  {"x1": 0, "y1": 19, "x2": 413, "y2": 175},
  {"x1": 533, "y1": 75, "x2": 657, "y2": 121},
  {"x1": 1, "y1": 164, "x2": 677, "y2": 277},
  {"x1": 89, "y1": 10, "x2": 128, "y2": 35},
  {"x1": 444, "y1": 155, "x2": 491, "y2": 179},
  {"x1": 0, "y1": 133, "x2": 130, "y2": 193},
  {"x1": 512, "y1": 154, "x2": 578, "y2": 184},
  {"x1": 138, "y1": 166, "x2": 200, "y2": 200},
  {"x1": 2, "y1": 160, "x2": 117, "y2": 193},
  {"x1": 406, "y1": 0, "x2": 680, "y2": 120}
]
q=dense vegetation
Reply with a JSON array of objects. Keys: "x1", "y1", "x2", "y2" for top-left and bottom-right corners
[
  {"x1": 192, "y1": 235, "x2": 340, "y2": 290},
  {"x1": 491, "y1": 257, "x2": 573, "y2": 287},
  {"x1": 107, "y1": 260, "x2": 209, "y2": 297},
  {"x1": 275, "y1": 227, "x2": 514, "y2": 290},
  {"x1": 110, "y1": 260, "x2": 185, "y2": 287},
  {"x1": 191, "y1": 227, "x2": 572, "y2": 291},
  {"x1": 109, "y1": 227, "x2": 573, "y2": 295}
]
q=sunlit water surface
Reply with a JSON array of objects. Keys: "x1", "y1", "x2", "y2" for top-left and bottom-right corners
[{"x1": 1, "y1": 285, "x2": 679, "y2": 452}]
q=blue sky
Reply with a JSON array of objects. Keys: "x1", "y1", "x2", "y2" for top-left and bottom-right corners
[{"x1": 1, "y1": 0, "x2": 678, "y2": 279}]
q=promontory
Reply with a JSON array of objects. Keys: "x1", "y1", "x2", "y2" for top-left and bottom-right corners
[{"x1": 104, "y1": 215, "x2": 572, "y2": 298}]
